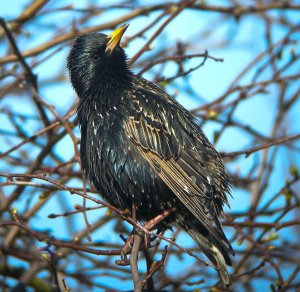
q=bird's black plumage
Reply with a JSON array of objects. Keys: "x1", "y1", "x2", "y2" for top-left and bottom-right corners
[{"x1": 67, "y1": 25, "x2": 234, "y2": 285}]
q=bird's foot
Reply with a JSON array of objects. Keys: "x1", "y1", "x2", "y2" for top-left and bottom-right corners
[{"x1": 115, "y1": 233, "x2": 135, "y2": 266}]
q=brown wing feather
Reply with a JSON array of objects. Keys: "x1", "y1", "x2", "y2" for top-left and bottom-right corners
[{"x1": 124, "y1": 112, "x2": 228, "y2": 243}]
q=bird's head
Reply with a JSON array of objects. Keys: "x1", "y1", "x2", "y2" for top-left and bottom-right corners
[{"x1": 67, "y1": 24, "x2": 131, "y2": 98}]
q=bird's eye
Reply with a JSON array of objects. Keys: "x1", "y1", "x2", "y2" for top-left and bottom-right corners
[{"x1": 92, "y1": 54, "x2": 100, "y2": 61}]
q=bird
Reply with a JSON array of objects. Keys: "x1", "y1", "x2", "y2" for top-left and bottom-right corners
[{"x1": 67, "y1": 24, "x2": 234, "y2": 286}]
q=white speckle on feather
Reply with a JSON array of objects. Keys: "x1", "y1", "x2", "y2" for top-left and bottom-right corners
[
  {"x1": 92, "y1": 121, "x2": 97, "y2": 135},
  {"x1": 207, "y1": 176, "x2": 213, "y2": 184},
  {"x1": 96, "y1": 147, "x2": 101, "y2": 155}
]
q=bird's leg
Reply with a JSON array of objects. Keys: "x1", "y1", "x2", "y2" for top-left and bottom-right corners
[
  {"x1": 143, "y1": 208, "x2": 176, "y2": 250},
  {"x1": 116, "y1": 235, "x2": 130, "y2": 266},
  {"x1": 131, "y1": 201, "x2": 137, "y2": 223},
  {"x1": 144, "y1": 208, "x2": 176, "y2": 230},
  {"x1": 142, "y1": 232, "x2": 160, "y2": 250},
  {"x1": 116, "y1": 231, "x2": 134, "y2": 266},
  {"x1": 116, "y1": 202, "x2": 139, "y2": 266},
  {"x1": 118, "y1": 208, "x2": 175, "y2": 265}
]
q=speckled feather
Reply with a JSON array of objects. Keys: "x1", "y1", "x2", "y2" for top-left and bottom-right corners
[{"x1": 67, "y1": 31, "x2": 234, "y2": 285}]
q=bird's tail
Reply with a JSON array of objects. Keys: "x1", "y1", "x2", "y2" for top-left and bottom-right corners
[{"x1": 186, "y1": 226, "x2": 232, "y2": 286}]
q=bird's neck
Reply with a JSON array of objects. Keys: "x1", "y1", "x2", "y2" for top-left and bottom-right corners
[
  {"x1": 76, "y1": 62, "x2": 134, "y2": 126},
  {"x1": 77, "y1": 77, "x2": 132, "y2": 126},
  {"x1": 88, "y1": 64, "x2": 133, "y2": 96}
]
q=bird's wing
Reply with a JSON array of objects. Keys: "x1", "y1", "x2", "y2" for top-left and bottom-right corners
[{"x1": 124, "y1": 83, "x2": 230, "y2": 244}]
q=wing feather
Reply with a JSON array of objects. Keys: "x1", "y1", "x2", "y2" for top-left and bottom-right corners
[
  {"x1": 139, "y1": 149, "x2": 227, "y2": 243},
  {"x1": 124, "y1": 99, "x2": 230, "y2": 245}
]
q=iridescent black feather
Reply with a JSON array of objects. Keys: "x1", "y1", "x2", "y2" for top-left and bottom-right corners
[{"x1": 67, "y1": 31, "x2": 234, "y2": 285}]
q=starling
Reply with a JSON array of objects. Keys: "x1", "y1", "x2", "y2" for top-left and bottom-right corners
[{"x1": 67, "y1": 24, "x2": 234, "y2": 285}]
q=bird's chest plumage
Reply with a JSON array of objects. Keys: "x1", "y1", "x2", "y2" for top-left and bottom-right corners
[
  {"x1": 79, "y1": 99, "x2": 128, "y2": 182},
  {"x1": 78, "y1": 95, "x2": 176, "y2": 219}
]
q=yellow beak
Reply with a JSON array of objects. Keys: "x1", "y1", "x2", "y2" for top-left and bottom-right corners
[{"x1": 105, "y1": 23, "x2": 129, "y2": 54}]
